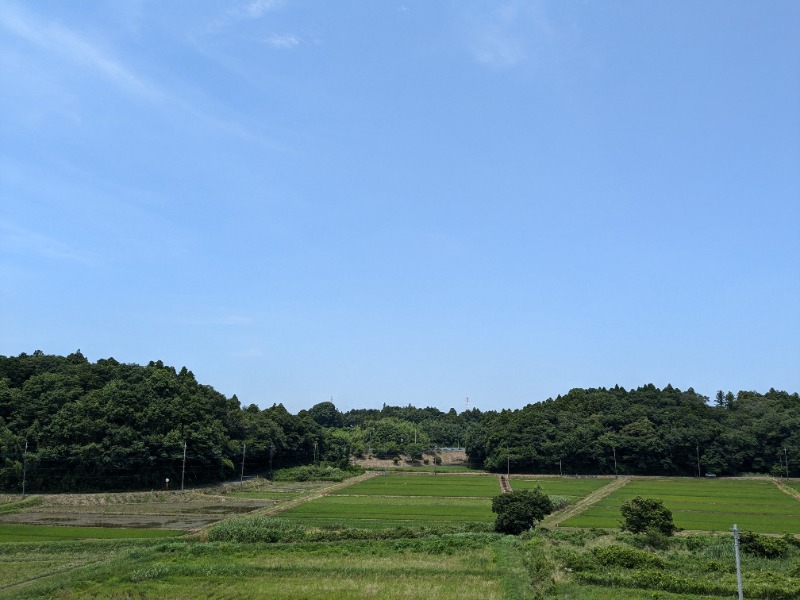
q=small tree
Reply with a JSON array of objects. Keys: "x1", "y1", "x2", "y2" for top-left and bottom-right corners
[
  {"x1": 491, "y1": 488, "x2": 554, "y2": 535},
  {"x1": 620, "y1": 496, "x2": 676, "y2": 536}
]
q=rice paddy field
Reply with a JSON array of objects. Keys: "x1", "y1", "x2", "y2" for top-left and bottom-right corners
[
  {"x1": 512, "y1": 476, "x2": 611, "y2": 500},
  {"x1": 1, "y1": 474, "x2": 798, "y2": 598},
  {"x1": 0, "y1": 524, "x2": 182, "y2": 543},
  {"x1": 280, "y1": 474, "x2": 612, "y2": 528},
  {"x1": 561, "y1": 477, "x2": 800, "y2": 534}
]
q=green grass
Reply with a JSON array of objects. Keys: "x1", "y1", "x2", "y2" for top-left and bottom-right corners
[
  {"x1": 282, "y1": 494, "x2": 494, "y2": 528},
  {"x1": 562, "y1": 478, "x2": 800, "y2": 533},
  {"x1": 2, "y1": 536, "x2": 511, "y2": 599},
  {"x1": 332, "y1": 474, "x2": 503, "y2": 497},
  {"x1": 2, "y1": 526, "x2": 798, "y2": 599},
  {"x1": 0, "y1": 524, "x2": 183, "y2": 542},
  {"x1": 512, "y1": 477, "x2": 611, "y2": 500},
  {"x1": 785, "y1": 479, "x2": 800, "y2": 494},
  {"x1": 283, "y1": 474, "x2": 611, "y2": 529}
]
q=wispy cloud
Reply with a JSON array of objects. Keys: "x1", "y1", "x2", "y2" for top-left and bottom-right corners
[
  {"x1": 461, "y1": 1, "x2": 557, "y2": 69},
  {"x1": 231, "y1": 0, "x2": 285, "y2": 20},
  {"x1": 0, "y1": 2, "x2": 287, "y2": 152},
  {"x1": 0, "y1": 220, "x2": 98, "y2": 265},
  {"x1": 0, "y1": 3, "x2": 163, "y2": 102},
  {"x1": 265, "y1": 33, "x2": 301, "y2": 49}
]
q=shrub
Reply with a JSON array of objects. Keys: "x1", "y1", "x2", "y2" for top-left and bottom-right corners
[
  {"x1": 208, "y1": 516, "x2": 304, "y2": 543},
  {"x1": 739, "y1": 531, "x2": 789, "y2": 559},
  {"x1": 592, "y1": 544, "x2": 665, "y2": 569},
  {"x1": 272, "y1": 464, "x2": 362, "y2": 482},
  {"x1": 706, "y1": 559, "x2": 733, "y2": 573},
  {"x1": 492, "y1": 487, "x2": 554, "y2": 535},
  {"x1": 558, "y1": 549, "x2": 598, "y2": 572},
  {"x1": 620, "y1": 496, "x2": 676, "y2": 536},
  {"x1": 631, "y1": 527, "x2": 671, "y2": 551},
  {"x1": 783, "y1": 533, "x2": 800, "y2": 548}
]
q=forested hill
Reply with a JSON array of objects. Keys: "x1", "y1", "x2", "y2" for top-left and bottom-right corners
[
  {"x1": 0, "y1": 351, "x2": 323, "y2": 491},
  {"x1": 0, "y1": 351, "x2": 798, "y2": 492},
  {"x1": 466, "y1": 385, "x2": 799, "y2": 477}
]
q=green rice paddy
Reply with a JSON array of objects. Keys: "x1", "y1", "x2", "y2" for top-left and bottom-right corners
[
  {"x1": 561, "y1": 478, "x2": 800, "y2": 533},
  {"x1": 512, "y1": 477, "x2": 611, "y2": 500},
  {"x1": 0, "y1": 524, "x2": 183, "y2": 543},
  {"x1": 282, "y1": 474, "x2": 614, "y2": 528},
  {"x1": 330, "y1": 474, "x2": 503, "y2": 497}
]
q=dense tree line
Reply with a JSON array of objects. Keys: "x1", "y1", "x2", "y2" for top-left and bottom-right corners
[
  {"x1": 0, "y1": 352, "x2": 797, "y2": 491},
  {"x1": 0, "y1": 351, "x2": 324, "y2": 491},
  {"x1": 465, "y1": 385, "x2": 799, "y2": 476}
]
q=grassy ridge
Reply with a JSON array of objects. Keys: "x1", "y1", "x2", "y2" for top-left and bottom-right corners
[{"x1": 562, "y1": 478, "x2": 800, "y2": 533}]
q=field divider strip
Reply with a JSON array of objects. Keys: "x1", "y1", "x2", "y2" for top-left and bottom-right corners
[
  {"x1": 541, "y1": 476, "x2": 630, "y2": 528},
  {"x1": 773, "y1": 478, "x2": 800, "y2": 502},
  {"x1": 258, "y1": 471, "x2": 381, "y2": 518}
]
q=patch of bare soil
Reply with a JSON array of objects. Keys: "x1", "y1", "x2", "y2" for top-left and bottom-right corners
[
  {"x1": 354, "y1": 449, "x2": 468, "y2": 469},
  {"x1": 0, "y1": 488, "x2": 273, "y2": 530}
]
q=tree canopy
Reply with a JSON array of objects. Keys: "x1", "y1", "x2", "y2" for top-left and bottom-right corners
[
  {"x1": 0, "y1": 351, "x2": 797, "y2": 492},
  {"x1": 491, "y1": 488, "x2": 554, "y2": 534}
]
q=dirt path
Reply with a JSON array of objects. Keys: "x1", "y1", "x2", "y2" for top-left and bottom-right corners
[
  {"x1": 259, "y1": 471, "x2": 381, "y2": 517},
  {"x1": 774, "y1": 479, "x2": 800, "y2": 501},
  {"x1": 541, "y1": 476, "x2": 630, "y2": 528},
  {"x1": 499, "y1": 475, "x2": 512, "y2": 493}
]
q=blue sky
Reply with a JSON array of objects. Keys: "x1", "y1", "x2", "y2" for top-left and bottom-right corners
[{"x1": 2, "y1": 1, "x2": 798, "y2": 413}]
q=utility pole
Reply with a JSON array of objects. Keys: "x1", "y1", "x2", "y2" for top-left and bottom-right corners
[
  {"x1": 785, "y1": 448, "x2": 789, "y2": 478},
  {"x1": 696, "y1": 445, "x2": 701, "y2": 478},
  {"x1": 21, "y1": 440, "x2": 28, "y2": 499},
  {"x1": 269, "y1": 443, "x2": 275, "y2": 479},
  {"x1": 613, "y1": 446, "x2": 618, "y2": 478},
  {"x1": 313, "y1": 441, "x2": 318, "y2": 465},
  {"x1": 733, "y1": 524, "x2": 744, "y2": 600},
  {"x1": 240, "y1": 442, "x2": 246, "y2": 485},
  {"x1": 181, "y1": 441, "x2": 187, "y2": 492},
  {"x1": 559, "y1": 459, "x2": 562, "y2": 477},
  {"x1": 506, "y1": 444, "x2": 510, "y2": 478}
]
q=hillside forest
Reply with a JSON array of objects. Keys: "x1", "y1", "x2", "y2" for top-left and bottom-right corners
[{"x1": 0, "y1": 351, "x2": 797, "y2": 491}]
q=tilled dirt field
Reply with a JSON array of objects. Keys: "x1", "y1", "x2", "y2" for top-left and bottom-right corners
[
  {"x1": 0, "y1": 499, "x2": 270, "y2": 530},
  {"x1": 0, "y1": 480, "x2": 318, "y2": 531}
]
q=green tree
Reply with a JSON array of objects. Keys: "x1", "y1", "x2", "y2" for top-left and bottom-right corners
[
  {"x1": 307, "y1": 401, "x2": 343, "y2": 428},
  {"x1": 491, "y1": 488, "x2": 554, "y2": 535},
  {"x1": 620, "y1": 496, "x2": 676, "y2": 535}
]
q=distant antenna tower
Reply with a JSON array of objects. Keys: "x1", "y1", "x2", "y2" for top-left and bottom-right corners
[{"x1": 465, "y1": 397, "x2": 469, "y2": 412}]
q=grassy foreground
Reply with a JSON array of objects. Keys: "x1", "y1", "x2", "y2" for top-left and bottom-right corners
[
  {"x1": 2, "y1": 474, "x2": 799, "y2": 597},
  {"x1": 2, "y1": 524, "x2": 798, "y2": 599}
]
